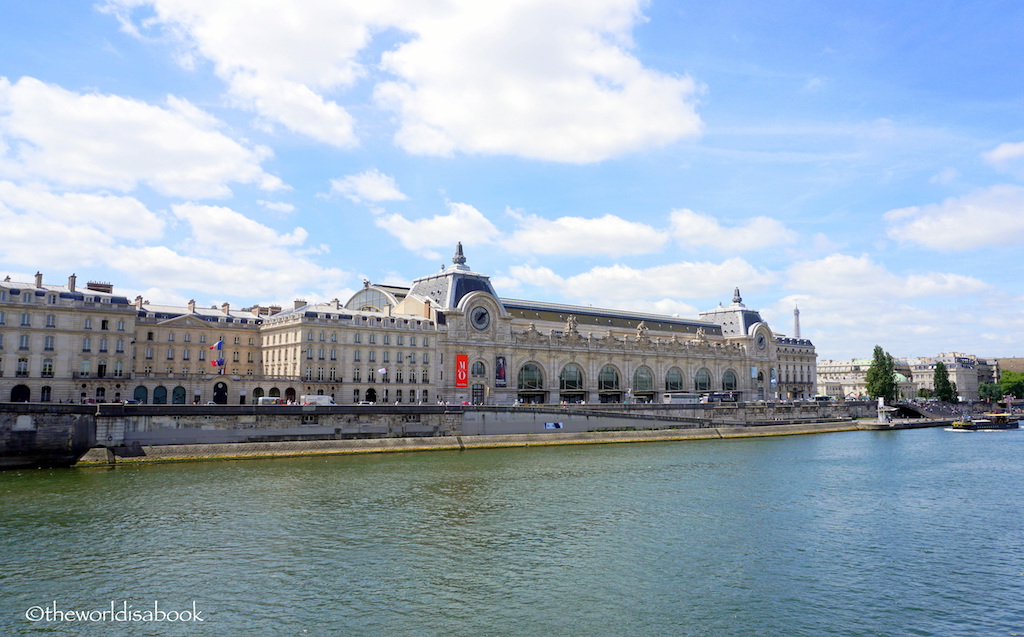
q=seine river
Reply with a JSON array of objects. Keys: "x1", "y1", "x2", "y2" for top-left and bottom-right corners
[{"x1": 1, "y1": 427, "x2": 1022, "y2": 636}]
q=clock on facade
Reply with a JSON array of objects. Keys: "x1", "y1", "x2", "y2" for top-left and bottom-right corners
[
  {"x1": 756, "y1": 333, "x2": 767, "y2": 350},
  {"x1": 470, "y1": 306, "x2": 490, "y2": 330}
]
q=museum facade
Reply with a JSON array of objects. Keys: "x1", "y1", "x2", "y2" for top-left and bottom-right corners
[{"x1": 0, "y1": 245, "x2": 816, "y2": 405}]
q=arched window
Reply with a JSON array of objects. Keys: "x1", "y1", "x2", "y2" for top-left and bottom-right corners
[
  {"x1": 471, "y1": 361, "x2": 486, "y2": 377},
  {"x1": 722, "y1": 370, "x2": 738, "y2": 391},
  {"x1": 694, "y1": 369, "x2": 712, "y2": 392},
  {"x1": 517, "y1": 363, "x2": 544, "y2": 390},
  {"x1": 598, "y1": 365, "x2": 620, "y2": 391},
  {"x1": 665, "y1": 368, "x2": 684, "y2": 391},
  {"x1": 633, "y1": 367, "x2": 653, "y2": 392},
  {"x1": 559, "y1": 364, "x2": 584, "y2": 390}
]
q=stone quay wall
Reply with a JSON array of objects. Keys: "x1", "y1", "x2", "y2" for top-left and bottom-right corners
[{"x1": 2, "y1": 400, "x2": 881, "y2": 467}]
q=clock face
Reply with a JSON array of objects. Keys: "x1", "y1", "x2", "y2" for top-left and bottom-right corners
[
  {"x1": 470, "y1": 306, "x2": 490, "y2": 330},
  {"x1": 756, "y1": 334, "x2": 767, "y2": 350}
]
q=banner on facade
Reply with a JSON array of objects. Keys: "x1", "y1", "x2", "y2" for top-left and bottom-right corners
[
  {"x1": 495, "y1": 356, "x2": 507, "y2": 387},
  {"x1": 455, "y1": 354, "x2": 469, "y2": 387}
]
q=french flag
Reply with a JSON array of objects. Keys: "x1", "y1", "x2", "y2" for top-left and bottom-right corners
[{"x1": 210, "y1": 340, "x2": 223, "y2": 350}]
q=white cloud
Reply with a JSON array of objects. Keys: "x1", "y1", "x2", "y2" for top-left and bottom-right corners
[
  {"x1": 884, "y1": 184, "x2": 1024, "y2": 251},
  {"x1": 258, "y1": 200, "x2": 296, "y2": 214},
  {"x1": 983, "y1": 141, "x2": 1024, "y2": 166},
  {"x1": 503, "y1": 212, "x2": 666, "y2": 257},
  {"x1": 786, "y1": 253, "x2": 989, "y2": 299},
  {"x1": 508, "y1": 257, "x2": 776, "y2": 310},
  {"x1": 0, "y1": 76, "x2": 282, "y2": 198},
  {"x1": 373, "y1": 201, "x2": 501, "y2": 258},
  {"x1": 376, "y1": 0, "x2": 702, "y2": 162},
  {"x1": 669, "y1": 208, "x2": 797, "y2": 252},
  {"x1": 106, "y1": 204, "x2": 347, "y2": 298},
  {"x1": 0, "y1": 181, "x2": 164, "y2": 241},
  {"x1": 104, "y1": 0, "x2": 703, "y2": 161},
  {"x1": 779, "y1": 255, "x2": 994, "y2": 359},
  {"x1": 330, "y1": 168, "x2": 408, "y2": 204}
]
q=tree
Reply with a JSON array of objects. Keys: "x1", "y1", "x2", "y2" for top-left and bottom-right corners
[
  {"x1": 978, "y1": 382, "x2": 1002, "y2": 402},
  {"x1": 933, "y1": 361, "x2": 957, "y2": 403},
  {"x1": 999, "y1": 371, "x2": 1024, "y2": 399},
  {"x1": 865, "y1": 345, "x2": 898, "y2": 403}
]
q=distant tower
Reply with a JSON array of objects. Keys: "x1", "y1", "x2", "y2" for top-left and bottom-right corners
[{"x1": 794, "y1": 303, "x2": 801, "y2": 339}]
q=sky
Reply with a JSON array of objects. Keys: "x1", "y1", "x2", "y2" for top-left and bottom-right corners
[{"x1": 2, "y1": 1, "x2": 1024, "y2": 361}]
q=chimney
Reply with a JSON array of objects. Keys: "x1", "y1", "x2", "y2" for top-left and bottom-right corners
[
  {"x1": 135, "y1": 295, "x2": 144, "y2": 310},
  {"x1": 68, "y1": 273, "x2": 77, "y2": 293},
  {"x1": 294, "y1": 299, "x2": 306, "y2": 310},
  {"x1": 188, "y1": 299, "x2": 196, "y2": 313},
  {"x1": 221, "y1": 302, "x2": 230, "y2": 315},
  {"x1": 35, "y1": 272, "x2": 43, "y2": 288}
]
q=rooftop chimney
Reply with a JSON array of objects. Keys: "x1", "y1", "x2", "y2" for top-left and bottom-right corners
[
  {"x1": 188, "y1": 299, "x2": 196, "y2": 313},
  {"x1": 35, "y1": 272, "x2": 43, "y2": 288},
  {"x1": 221, "y1": 302, "x2": 230, "y2": 315},
  {"x1": 294, "y1": 299, "x2": 306, "y2": 310},
  {"x1": 68, "y1": 274, "x2": 77, "y2": 293}
]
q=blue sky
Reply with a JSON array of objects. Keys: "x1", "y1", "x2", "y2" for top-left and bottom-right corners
[{"x1": 2, "y1": 0, "x2": 1024, "y2": 361}]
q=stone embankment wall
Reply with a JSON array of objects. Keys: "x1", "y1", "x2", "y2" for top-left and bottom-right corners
[
  {"x1": 0, "y1": 404, "x2": 94, "y2": 468},
  {"x1": 78, "y1": 421, "x2": 865, "y2": 465},
  {"x1": 2, "y1": 401, "x2": 880, "y2": 467}
]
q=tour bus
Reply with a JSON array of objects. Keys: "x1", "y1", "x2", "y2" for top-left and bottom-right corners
[
  {"x1": 300, "y1": 395, "x2": 337, "y2": 406},
  {"x1": 699, "y1": 392, "x2": 738, "y2": 404},
  {"x1": 662, "y1": 392, "x2": 700, "y2": 404}
]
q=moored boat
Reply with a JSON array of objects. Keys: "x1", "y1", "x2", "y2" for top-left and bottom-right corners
[{"x1": 951, "y1": 413, "x2": 1021, "y2": 431}]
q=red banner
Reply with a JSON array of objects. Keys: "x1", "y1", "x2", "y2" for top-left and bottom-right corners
[{"x1": 455, "y1": 354, "x2": 469, "y2": 387}]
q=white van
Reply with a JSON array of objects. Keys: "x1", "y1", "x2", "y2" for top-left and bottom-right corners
[{"x1": 300, "y1": 395, "x2": 336, "y2": 406}]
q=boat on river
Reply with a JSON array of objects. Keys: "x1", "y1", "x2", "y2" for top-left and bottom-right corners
[{"x1": 951, "y1": 413, "x2": 1021, "y2": 431}]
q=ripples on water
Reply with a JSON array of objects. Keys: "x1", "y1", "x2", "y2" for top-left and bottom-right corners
[{"x1": 1, "y1": 428, "x2": 1022, "y2": 636}]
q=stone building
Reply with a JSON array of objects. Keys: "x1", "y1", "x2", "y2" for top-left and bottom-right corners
[
  {"x1": 818, "y1": 352, "x2": 993, "y2": 401},
  {"x1": 1, "y1": 245, "x2": 816, "y2": 405}
]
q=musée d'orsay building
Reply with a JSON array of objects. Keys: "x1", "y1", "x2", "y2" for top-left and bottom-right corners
[{"x1": 0, "y1": 244, "x2": 816, "y2": 406}]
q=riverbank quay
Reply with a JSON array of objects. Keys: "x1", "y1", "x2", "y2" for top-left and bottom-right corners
[
  {"x1": 6, "y1": 399, "x2": 944, "y2": 469},
  {"x1": 75, "y1": 420, "x2": 854, "y2": 465}
]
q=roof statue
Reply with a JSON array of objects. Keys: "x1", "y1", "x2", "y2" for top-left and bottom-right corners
[
  {"x1": 636, "y1": 321, "x2": 649, "y2": 340},
  {"x1": 565, "y1": 314, "x2": 579, "y2": 335},
  {"x1": 733, "y1": 287, "x2": 743, "y2": 306},
  {"x1": 452, "y1": 241, "x2": 468, "y2": 270}
]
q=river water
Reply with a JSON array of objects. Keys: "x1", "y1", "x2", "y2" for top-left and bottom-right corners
[{"x1": 1, "y1": 427, "x2": 1021, "y2": 636}]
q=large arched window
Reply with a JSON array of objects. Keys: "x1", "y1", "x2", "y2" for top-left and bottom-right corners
[
  {"x1": 665, "y1": 368, "x2": 684, "y2": 391},
  {"x1": 471, "y1": 361, "x2": 486, "y2": 377},
  {"x1": 722, "y1": 370, "x2": 738, "y2": 391},
  {"x1": 559, "y1": 364, "x2": 584, "y2": 390},
  {"x1": 518, "y1": 363, "x2": 544, "y2": 390},
  {"x1": 598, "y1": 365, "x2": 620, "y2": 391},
  {"x1": 694, "y1": 369, "x2": 712, "y2": 392},
  {"x1": 153, "y1": 386, "x2": 168, "y2": 404},
  {"x1": 633, "y1": 367, "x2": 653, "y2": 392}
]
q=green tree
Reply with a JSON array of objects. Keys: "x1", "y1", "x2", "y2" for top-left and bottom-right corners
[
  {"x1": 865, "y1": 345, "x2": 897, "y2": 403},
  {"x1": 933, "y1": 361, "x2": 957, "y2": 403},
  {"x1": 917, "y1": 388, "x2": 934, "y2": 399},
  {"x1": 999, "y1": 371, "x2": 1024, "y2": 399},
  {"x1": 978, "y1": 382, "x2": 1002, "y2": 402}
]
